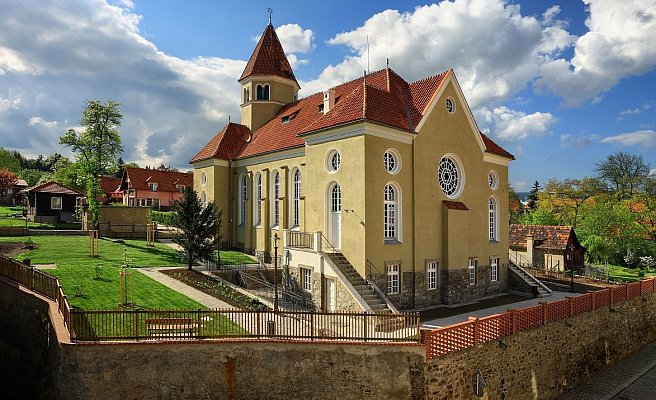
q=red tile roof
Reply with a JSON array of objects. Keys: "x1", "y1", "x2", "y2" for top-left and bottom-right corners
[
  {"x1": 442, "y1": 200, "x2": 469, "y2": 210},
  {"x1": 239, "y1": 24, "x2": 298, "y2": 85},
  {"x1": 27, "y1": 181, "x2": 83, "y2": 195},
  {"x1": 480, "y1": 132, "x2": 515, "y2": 159},
  {"x1": 123, "y1": 167, "x2": 192, "y2": 192},
  {"x1": 190, "y1": 123, "x2": 251, "y2": 163},
  {"x1": 194, "y1": 67, "x2": 513, "y2": 162},
  {"x1": 99, "y1": 176, "x2": 122, "y2": 194},
  {"x1": 509, "y1": 224, "x2": 581, "y2": 250}
]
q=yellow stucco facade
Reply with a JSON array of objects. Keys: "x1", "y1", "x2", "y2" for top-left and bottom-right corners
[{"x1": 191, "y1": 24, "x2": 513, "y2": 309}]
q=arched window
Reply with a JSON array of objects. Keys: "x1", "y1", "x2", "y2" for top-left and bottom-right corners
[
  {"x1": 243, "y1": 87, "x2": 250, "y2": 103},
  {"x1": 489, "y1": 197, "x2": 498, "y2": 241},
  {"x1": 384, "y1": 184, "x2": 398, "y2": 241},
  {"x1": 256, "y1": 84, "x2": 270, "y2": 100},
  {"x1": 331, "y1": 184, "x2": 341, "y2": 212},
  {"x1": 239, "y1": 175, "x2": 247, "y2": 225},
  {"x1": 200, "y1": 191, "x2": 207, "y2": 208},
  {"x1": 292, "y1": 169, "x2": 301, "y2": 227},
  {"x1": 272, "y1": 171, "x2": 280, "y2": 227},
  {"x1": 254, "y1": 174, "x2": 262, "y2": 227}
]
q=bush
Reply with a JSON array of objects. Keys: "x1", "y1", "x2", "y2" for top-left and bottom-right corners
[{"x1": 150, "y1": 210, "x2": 176, "y2": 226}]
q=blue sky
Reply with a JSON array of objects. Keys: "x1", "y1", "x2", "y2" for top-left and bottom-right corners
[{"x1": 0, "y1": 0, "x2": 655, "y2": 191}]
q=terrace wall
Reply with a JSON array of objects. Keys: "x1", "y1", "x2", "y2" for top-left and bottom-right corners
[{"x1": 424, "y1": 285, "x2": 656, "y2": 399}]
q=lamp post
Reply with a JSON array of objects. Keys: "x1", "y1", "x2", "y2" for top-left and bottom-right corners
[{"x1": 273, "y1": 233, "x2": 280, "y2": 312}]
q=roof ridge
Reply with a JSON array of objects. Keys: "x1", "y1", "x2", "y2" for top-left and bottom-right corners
[{"x1": 409, "y1": 69, "x2": 450, "y2": 86}]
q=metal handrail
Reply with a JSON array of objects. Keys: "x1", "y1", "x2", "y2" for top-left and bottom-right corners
[{"x1": 319, "y1": 233, "x2": 338, "y2": 254}]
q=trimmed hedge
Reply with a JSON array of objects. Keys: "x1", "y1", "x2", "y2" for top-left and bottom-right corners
[{"x1": 150, "y1": 210, "x2": 176, "y2": 226}]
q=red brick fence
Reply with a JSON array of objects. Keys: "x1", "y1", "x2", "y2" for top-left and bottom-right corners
[{"x1": 423, "y1": 278, "x2": 656, "y2": 360}]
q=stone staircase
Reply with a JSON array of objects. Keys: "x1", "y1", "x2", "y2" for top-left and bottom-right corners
[
  {"x1": 326, "y1": 253, "x2": 392, "y2": 313},
  {"x1": 508, "y1": 262, "x2": 552, "y2": 298}
]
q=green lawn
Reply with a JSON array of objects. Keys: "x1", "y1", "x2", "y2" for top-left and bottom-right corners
[
  {"x1": 0, "y1": 235, "x2": 185, "y2": 268},
  {"x1": 0, "y1": 205, "x2": 81, "y2": 229},
  {"x1": 608, "y1": 265, "x2": 656, "y2": 282}
]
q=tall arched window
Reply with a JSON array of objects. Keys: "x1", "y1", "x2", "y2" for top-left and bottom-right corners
[
  {"x1": 293, "y1": 169, "x2": 301, "y2": 227},
  {"x1": 384, "y1": 184, "x2": 398, "y2": 241},
  {"x1": 256, "y1": 83, "x2": 270, "y2": 100},
  {"x1": 243, "y1": 87, "x2": 250, "y2": 103},
  {"x1": 254, "y1": 174, "x2": 262, "y2": 226},
  {"x1": 489, "y1": 197, "x2": 498, "y2": 241},
  {"x1": 331, "y1": 184, "x2": 341, "y2": 212},
  {"x1": 239, "y1": 175, "x2": 247, "y2": 225},
  {"x1": 272, "y1": 171, "x2": 280, "y2": 227}
]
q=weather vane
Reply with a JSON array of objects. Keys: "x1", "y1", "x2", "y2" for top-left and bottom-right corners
[{"x1": 267, "y1": 7, "x2": 273, "y2": 25}]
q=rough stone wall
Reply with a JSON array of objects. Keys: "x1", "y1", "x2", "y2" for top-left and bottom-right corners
[
  {"x1": 58, "y1": 341, "x2": 426, "y2": 400},
  {"x1": 0, "y1": 279, "x2": 60, "y2": 400},
  {"x1": 442, "y1": 263, "x2": 507, "y2": 304},
  {"x1": 414, "y1": 271, "x2": 442, "y2": 309},
  {"x1": 425, "y1": 292, "x2": 656, "y2": 400}
]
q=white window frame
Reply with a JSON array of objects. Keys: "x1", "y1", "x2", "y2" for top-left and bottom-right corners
[
  {"x1": 292, "y1": 169, "x2": 301, "y2": 228},
  {"x1": 271, "y1": 171, "x2": 280, "y2": 228},
  {"x1": 438, "y1": 153, "x2": 465, "y2": 199},
  {"x1": 51, "y1": 196, "x2": 63, "y2": 210},
  {"x1": 426, "y1": 261, "x2": 438, "y2": 291},
  {"x1": 489, "y1": 197, "x2": 498, "y2": 242},
  {"x1": 491, "y1": 257, "x2": 499, "y2": 282},
  {"x1": 176, "y1": 185, "x2": 185, "y2": 193},
  {"x1": 200, "y1": 191, "x2": 207, "y2": 209},
  {"x1": 239, "y1": 175, "x2": 247, "y2": 226},
  {"x1": 148, "y1": 182, "x2": 158, "y2": 192},
  {"x1": 300, "y1": 267, "x2": 312, "y2": 291},
  {"x1": 326, "y1": 150, "x2": 341, "y2": 173},
  {"x1": 387, "y1": 263, "x2": 400, "y2": 295},
  {"x1": 254, "y1": 173, "x2": 262, "y2": 227},
  {"x1": 383, "y1": 149, "x2": 401, "y2": 174},
  {"x1": 468, "y1": 258, "x2": 477, "y2": 286},
  {"x1": 488, "y1": 170, "x2": 499, "y2": 190},
  {"x1": 384, "y1": 183, "x2": 401, "y2": 242}
]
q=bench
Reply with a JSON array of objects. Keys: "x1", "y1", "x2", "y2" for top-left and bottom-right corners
[{"x1": 145, "y1": 318, "x2": 195, "y2": 337}]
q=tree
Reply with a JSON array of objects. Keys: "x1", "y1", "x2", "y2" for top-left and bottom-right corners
[
  {"x1": 0, "y1": 169, "x2": 18, "y2": 198},
  {"x1": 60, "y1": 100, "x2": 123, "y2": 228},
  {"x1": 519, "y1": 207, "x2": 559, "y2": 226},
  {"x1": 543, "y1": 177, "x2": 604, "y2": 228},
  {"x1": 19, "y1": 169, "x2": 51, "y2": 187},
  {"x1": 508, "y1": 184, "x2": 523, "y2": 223},
  {"x1": 595, "y1": 151, "x2": 651, "y2": 198},
  {"x1": 0, "y1": 148, "x2": 21, "y2": 173},
  {"x1": 171, "y1": 187, "x2": 222, "y2": 270},
  {"x1": 527, "y1": 180, "x2": 541, "y2": 209}
]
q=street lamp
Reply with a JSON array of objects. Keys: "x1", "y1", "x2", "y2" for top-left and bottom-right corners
[{"x1": 272, "y1": 232, "x2": 280, "y2": 312}]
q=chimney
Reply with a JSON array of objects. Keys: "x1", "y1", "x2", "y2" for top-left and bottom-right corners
[{"x1": 323, "y1": 89, "x2": 335, "y2": 114}]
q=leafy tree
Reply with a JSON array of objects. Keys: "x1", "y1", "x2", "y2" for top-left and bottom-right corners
[
  {"x1": 595, "y1": 151, "x2": 651, "y2": 198},
  {"x1": 0, "y1": 148, "x2": 21, "y2": 173},
  {"x1": 542, "y1": 177, "x2": 604, "y2": 228},
  {"x1": 0, "y1": 169, "x2": 18, "y2": 198},
  {"x1": 527, "y1": 180, "x2": 541, "y2": 209},
  {"x1": 60, "y1": 100, "x2": 123, "y2": 228},
  {"x1": 44, "y1": 153, "x2": 65, "y2": 172},
  {"x1": 519, "y1": 207, "x2": 559, "y2": 226},
  {"x1": 53, "y1": 159, "x2": 84, "y2": 191},
  {"x1": 508, "y1": 184, "x2": 523, "y2": 223},
  {"x1": 19, "y1": 169, "x2": 48, "y2": 186},
  {"x1": 171, "y1": 187, "x2": 222, "y2": 270}
]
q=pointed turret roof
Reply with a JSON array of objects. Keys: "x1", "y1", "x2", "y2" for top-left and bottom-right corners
[{"x1": 239, "y1": 23, "x2": 298, "y2": 86}]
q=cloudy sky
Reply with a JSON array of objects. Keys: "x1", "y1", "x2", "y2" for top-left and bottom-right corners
[{"x1": 1, "y1": 0, "x2": 655, "y2": 190}]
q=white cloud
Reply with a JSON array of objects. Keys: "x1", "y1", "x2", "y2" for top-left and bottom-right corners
[
  {"x1": 617, "y1": 102, "x2": 651, "y2": 119},
  {"x1": 475, "y1": 106, "x2": 557, "y2": 141},
  {"x1": 0, "y1": 0, "x2": 244, "y2": 168},
  {"x1": 600, "y1": 130, "x2": 656, "y2": 147},
  {"x1": 559, "y1": 133, "x2": 600, "y2": 148},
  {"x1": 650, "y1": 168, "x2": 656, "y2": 176},
  {"x1": 536, "y1": 0, "x2": 656, "y2": 106},
  {"x1": 301, "y1": 0, "x2": 574, "y2": 105},
  {"x1": 276, "y1": 24, "x2": 315, "y2": 54},
  {"x1": 513, "y1": 180, "x2": 528, "y2": 191}
]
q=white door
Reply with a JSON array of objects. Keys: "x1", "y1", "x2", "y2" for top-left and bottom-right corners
[
  {"x1": 325, "y1": 278, "x2": 336, "y2": 312},
  {"x1": 330, "y1": 184, "x2": 342, "y2": 249}
]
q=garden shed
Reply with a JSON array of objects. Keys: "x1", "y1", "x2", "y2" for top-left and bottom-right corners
[{"x1": 25, "y1": 181, "x2": 82, "y2": 223}]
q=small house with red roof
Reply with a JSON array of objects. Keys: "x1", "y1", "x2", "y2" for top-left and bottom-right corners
[
  {"x1": 25, "y1": 181, "x2": 83, "y2": 223},
  {"x1": 191, "y1": 21, "x2": 514, "y2": 310},
  {"x1": 509, "y1": 224, "x2": 586, "y2": 272},
  {"x1": 119, "y1": 167, "x2": 192, "y2": 211}
]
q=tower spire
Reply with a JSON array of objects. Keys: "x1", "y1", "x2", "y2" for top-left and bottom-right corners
[{"x1": 267, "y1": 7, "x2": 273, "y2": 25}]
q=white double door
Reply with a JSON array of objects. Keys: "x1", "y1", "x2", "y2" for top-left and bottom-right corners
[{"x1": 329, "y1": 184, "x2": 341, "y2": 249}]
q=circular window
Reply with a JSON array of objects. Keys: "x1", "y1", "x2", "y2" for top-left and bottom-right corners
[
  {"x1": 445, "y1": 97, "x2": 456, "y2": 113},
  {"x1": 326, "y1": 150, "x2": 341, "y2": 173},
  {"x1": 384, "y1": 149, "x2": 401, "y2": 174},
  {"x1": 488, "y1": 170, "x2": 499, "y2": 190},
  {"x1": 438, "y1": 155, "x2": 464, "y2": 198},
  {"x1": 200, "y1": 172, "x2": 207, "y2": 186}
]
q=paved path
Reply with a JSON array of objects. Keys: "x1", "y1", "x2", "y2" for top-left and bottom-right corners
[
  {"x1": 421, "y1": 290, "x2": 575, "y2": 328},
  {"x1": 558, "y1": 341, "x2": 656, "y2": 400}
]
